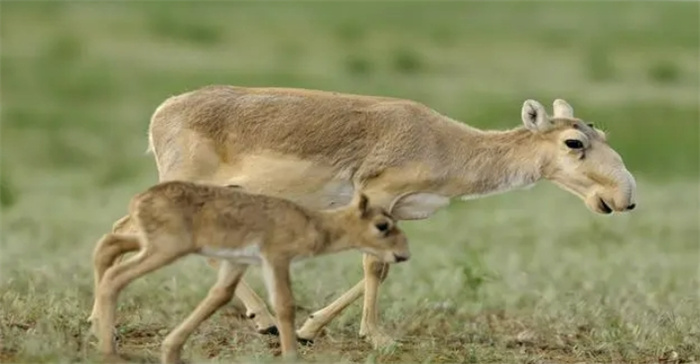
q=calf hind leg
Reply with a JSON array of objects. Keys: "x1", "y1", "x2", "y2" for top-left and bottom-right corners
[
  {"x1": 89, "y1": 233, "x2": 141, "y2": 331},
  {"x1": 94, "y1": 239, "x2": 190, "y2": 358}
]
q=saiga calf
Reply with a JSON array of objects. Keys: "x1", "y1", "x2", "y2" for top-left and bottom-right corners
[{"x1": 89, "y1": 181, "x2": 409, "y2": 363}]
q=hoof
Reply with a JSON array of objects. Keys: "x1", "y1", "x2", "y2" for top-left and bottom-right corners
[
  {"x1": 297, "y1": 337, "x2": 314, "y2": 346},
  {"x1": 258, "y1": 325, "x2": 279, "y2": 336}
]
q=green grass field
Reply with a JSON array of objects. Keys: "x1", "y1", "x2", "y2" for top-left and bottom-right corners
[{"x1": 1, "y1": 2, "x2": 698, "y2": 363}]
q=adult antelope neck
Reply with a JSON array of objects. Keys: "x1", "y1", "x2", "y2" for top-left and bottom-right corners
[{"x1": 441, "y1": 122, "x2": 545, "y2": 199}]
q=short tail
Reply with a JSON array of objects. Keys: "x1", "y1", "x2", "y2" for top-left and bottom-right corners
[
  {"x1": 112, "y1": 214, "x2": 137, "y2": 234},
  {"x1": 145, "y1": 131, "x2": 154, "y2": 155}
]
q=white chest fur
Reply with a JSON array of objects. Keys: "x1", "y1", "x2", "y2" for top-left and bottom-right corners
[
  {"x1": 390, "y1": 192, "x2": 451, "y2": 220},
  {"x1": 199, "y1": 244, "x2": 263, "y2": 265}
]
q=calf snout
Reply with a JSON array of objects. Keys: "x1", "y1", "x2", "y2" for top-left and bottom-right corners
[{"x1": 393, "y1": 253, "x2": 410, "y2": 263}]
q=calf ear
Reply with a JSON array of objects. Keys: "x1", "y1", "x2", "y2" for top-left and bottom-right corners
[
  {"x1": 553, "y1": 99, "x2": 574, "y2": 118},
  {"x1": 353, "y1": 193, "x2": 370, "y2": 218},
  {"x1": 521, "y1": 99, "x2": 551, "y2": 133}
]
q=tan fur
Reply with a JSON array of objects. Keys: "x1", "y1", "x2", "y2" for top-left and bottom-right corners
[
  {"x1": 109, "y1": 85, "x2": 637, "y2": 347},
  {"x1": 89, "y1": 181, "x2": 409, "y2": 363}
]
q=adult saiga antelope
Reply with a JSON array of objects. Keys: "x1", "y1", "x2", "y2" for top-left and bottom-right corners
[{"x1": 104, "y1": 85, "x2": 637, "y2": 348}]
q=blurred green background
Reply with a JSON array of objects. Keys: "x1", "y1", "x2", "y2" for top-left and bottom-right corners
[
  {"x1": 2, "y1": 1, "x2": 698, "y2": 193},
  {"x1": 1, "y1": 2, "x2": 698, "y2": 363}
]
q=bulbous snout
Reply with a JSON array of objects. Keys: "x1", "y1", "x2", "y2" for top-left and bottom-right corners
[{"x1": 587, "y1": 168, "x2": 637, "y2": 214}]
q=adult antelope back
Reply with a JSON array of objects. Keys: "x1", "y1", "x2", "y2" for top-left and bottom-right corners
[{"x1": 125, "y1": 85, "x2": 638, "y2": 347}]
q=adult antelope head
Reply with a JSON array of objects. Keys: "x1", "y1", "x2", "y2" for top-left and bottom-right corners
[{"x1": 521, "y1": 99, "x2": 637, "y2": 214}]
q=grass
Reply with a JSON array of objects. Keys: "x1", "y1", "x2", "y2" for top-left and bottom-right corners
[{"x1": 1, "y1": 1, "x2": 698, "y2": 363}]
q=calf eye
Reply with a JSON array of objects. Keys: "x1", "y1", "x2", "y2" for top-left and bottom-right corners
[
  {"x1": 375, "y1": 222, "x2": 390, "y2": 232},
  {"x1": 564, "y1": 139, "x2": 584, "y2": 149}
]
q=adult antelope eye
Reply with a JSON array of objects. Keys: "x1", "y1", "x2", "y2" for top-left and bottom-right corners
[
  {"x1": 375, "y1": 222, "x2": 390, "y2": 232},
  {"x1": 564, "y1": 139, "x2": 584, "y2": 149}
]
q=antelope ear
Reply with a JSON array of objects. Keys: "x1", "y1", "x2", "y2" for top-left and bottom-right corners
[
  {"x1": 553, "y1": 99, "x2": 574, "y2": 118},
  {"x1": 521, "y1": 99, "x2": 551, "y2": 133},
  {"x1": 353, "y1": 193, "x2": 370, "y2": 217}
]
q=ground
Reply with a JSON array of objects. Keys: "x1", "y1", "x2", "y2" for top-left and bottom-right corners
[{"x1": 1, "y1": 2, "x2": 698, "y2": 363}]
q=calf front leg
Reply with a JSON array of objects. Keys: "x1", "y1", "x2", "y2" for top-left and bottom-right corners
[
  {"x1": 261, "y1": 258, "x2": 298, "y2": 359},
  {"x1": 162, "y1": 261, "x2": 248, "y2": 364}
]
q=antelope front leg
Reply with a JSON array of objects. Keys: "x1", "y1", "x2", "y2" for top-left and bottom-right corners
[
  {"x1": 296, "y1": 254, "x2": 393, "y2": 349},
  {"x1": 296, "y1": 280, "x2": 364, "y2": 344},
  {"x1": 235, "y1": 280, "x2": 279, "y2": 335},
  {"x1": 358, "y1": 253, "x2": 393, "y2": 348},
  {"x1": 207, "y1": 258, "x2": 278, "y2": 335}
]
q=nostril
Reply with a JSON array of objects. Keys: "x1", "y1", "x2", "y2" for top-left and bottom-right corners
[
  {"x1": 394, "y1": 254, "x2": 409, "y2": 263},
  {"x1": 627, "y1": 203, "x2": 636, "y2": 210}
]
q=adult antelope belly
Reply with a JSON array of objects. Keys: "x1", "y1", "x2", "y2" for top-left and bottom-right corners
[{"x1": 224, "y1": 152, "x2": 355, "y2": 210}]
